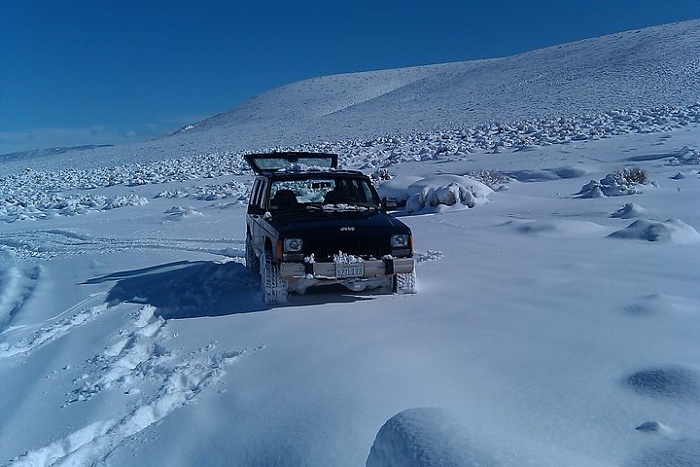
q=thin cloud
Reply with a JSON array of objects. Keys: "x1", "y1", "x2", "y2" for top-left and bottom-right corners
[{"x1": 0, "y1": 125, "x2": 153, "y2": 155}]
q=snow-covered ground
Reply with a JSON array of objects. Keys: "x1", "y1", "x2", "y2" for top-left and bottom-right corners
[{"x1": 1, "y1": 20, "x2": 700, "y2": 467}]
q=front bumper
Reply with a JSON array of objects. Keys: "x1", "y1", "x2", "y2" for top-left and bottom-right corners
[{"x1": 280, "y1": 257, "x2": 414, "y2": 279}]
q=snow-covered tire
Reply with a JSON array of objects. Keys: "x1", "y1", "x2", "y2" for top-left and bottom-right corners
[
  {"x1": 245, "y1": 235, "x2": 259, "y2": 273},
  {"x1": 261, "y1": 249, "x2": 288, "y2": 305},
  {"x1": 393, "y1": 270, "x2": 417, "y2": 295}
]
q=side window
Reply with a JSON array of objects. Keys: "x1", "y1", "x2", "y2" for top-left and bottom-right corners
[
  {"x1": 257, "y1": 180, "x2": 269, "y2": 211},
  {"x1": 250, "y1": 180, "x2": 260, "y2": 205},
  {"x1": 357, "y1": 180, "x2": 375, "y2": 204},
  {"x1": 248, "y1": 179, "x2": 267, "y2": 214}
]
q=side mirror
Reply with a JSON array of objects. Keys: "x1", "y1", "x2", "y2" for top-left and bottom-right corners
[{"x1": 247, "y1": 205, "x2": 265, "y2": 215}]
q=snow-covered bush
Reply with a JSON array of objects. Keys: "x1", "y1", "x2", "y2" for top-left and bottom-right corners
[
  {"x1": 103, "y1": 194, "x2": 149, "y2": 210},
  {"x1": 575, "y1": 169, "x2": 650, "y2": 198},
  {"x1": 406, "y1": 183, "x2": 475, "y2": 212},
  {"x1": 467, "y1": 169, "x2": 511, "y2": 189},
  {"x1": 404, "y1": 175, "x2": 492, "y2": 214},
  {"x1": 615, "y1": 167, "x2": 647, "y2": 184},
  {"x1": 377, "y1": 174, "x2": 492, "y2": 213}
]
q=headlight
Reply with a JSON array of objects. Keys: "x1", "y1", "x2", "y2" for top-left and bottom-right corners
[
  {"x1": 391, "y1": 234, "x2": 410, "y2": 249},
  {"x1": 283, "y1": 238, "x2": 303, "y2": 252}
]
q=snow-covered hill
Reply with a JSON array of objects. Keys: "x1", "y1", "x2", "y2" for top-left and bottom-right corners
[
  {"x1": 181, "y1": 19, "x2": 700, "y2": 145},
  {"x1": 2, "y1": 19, "x2": 699, "y2": 174},
  {"x1": 1, "y1": 19, "x2": 700, "y2": 467}
]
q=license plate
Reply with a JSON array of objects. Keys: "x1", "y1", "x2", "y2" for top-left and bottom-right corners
[{"x1": 335, "y1": 262, "x2": 364, "y2": 278}]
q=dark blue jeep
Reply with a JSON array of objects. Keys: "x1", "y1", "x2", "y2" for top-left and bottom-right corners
[{"x1": 244, "y1": 152, "x2": 416, "y2": 305}]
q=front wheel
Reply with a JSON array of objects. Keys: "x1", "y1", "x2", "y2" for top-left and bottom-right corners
[
  {"x1": 393, "y1": 270, "x2": 417, "y2": 295},
  {"x1": 261, "y1": 249, "x2": 288, "y2": 305}
]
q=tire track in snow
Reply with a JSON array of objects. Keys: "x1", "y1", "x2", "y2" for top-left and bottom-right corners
[
  {"x1": 0, "y1": 293, "x2": 108, "y2": 359},
  {"x1": 7, "y1": 305, "x2": 259, "y2": 467},
  {"x1": 0, "y1": 229, "x2": 243, "y2": 261},
  {"x1": 0, "y1": 265, "x2": 41, "y2": 334}
]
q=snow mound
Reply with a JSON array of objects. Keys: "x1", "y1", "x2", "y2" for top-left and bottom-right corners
[
  {"x1": 608, "y1": 219, "x2": 700, "y2": 243},
  {"x1": 156, "y1": 181, "x2": 248, "y2": 201},
  {"x1": 625, "y1": 366, "x2": 700, "y2": 401},
  {"x1": 622, "y1": 293, "x2": 685, "y2": 316},
  {"x1": 506, "y1": 165, "x2": 589, "y2": 182},
  {"x1": 665, "y1": 146, "x2": 700, "y2": 166},
  {"x1": 164, "y1": 205, "x2": 203, "y2": 220},
  {"x1": 402, "y1": 175, "x2": 492, "y2": 214},
  {"x1": 376, "y1": 175, "x2": 424, "y2": 204},
  {"x1": 634, "y1": 421, "x2": 673, "y2": 435},
  {"x1": 504, "y1": 219, "x2": 610, "y2": 238},
  {"x1": 0, "y1": 192, "x2": 149, "y2": 223},
  {"x1": 670, "y1": 172, "x2": 689, "y2": 180},
  {"x1": 365, "y1": 408, "x2": 498, "y2": 467},
  {"x1": 610, "y1": 202, "x2": 646, "y2": 219},
  {"x1": 104, "y1": 194, "x2": 148, "y2": 210}
]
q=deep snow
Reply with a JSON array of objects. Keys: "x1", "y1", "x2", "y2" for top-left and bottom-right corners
[{"x1": 1, "y1": 19, "x2": 700, "y2": 467}]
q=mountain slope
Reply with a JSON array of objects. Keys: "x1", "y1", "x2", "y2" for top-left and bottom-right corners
[
  {"x1": 1, "y1": 19, "x2": 698, "y2": 175},
  {"x1": 179, "y1": 19, "x2": 699, "y2": 145}
]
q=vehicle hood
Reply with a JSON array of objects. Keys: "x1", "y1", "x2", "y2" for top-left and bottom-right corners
[{"x1": 272, "y1": 210, "x2": 410, "y2": 237}]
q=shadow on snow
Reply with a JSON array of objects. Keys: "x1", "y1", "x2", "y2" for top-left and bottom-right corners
[{"x1": 83, "y1": 260, "x2": 381, "y2": 318}]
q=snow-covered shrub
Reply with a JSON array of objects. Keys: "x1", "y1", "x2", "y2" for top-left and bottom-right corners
[
  {"x1": 406, "y1": 183, "x2": 471, "y2": 212},
  {"x1": 575, "y1": 169, "x2": 650, "y2": 198},
  {"x1": 372, "y1": 168, "x2": 392, "y2": 182},
  {"x1": 404, "y1": 175, "x2": 492, "y2": 214},
  {"x1": 103, "y1": 195, "x2": 149, "y2": 210},
  {"x1": 615, "y1": 167, "x2": 647, "y2": 184},
  {"x1": 155, "y1": 181, "x2": 248, "y2": 202},
  {"x1": 467, "y1": 169, "x2": 511, "y2": 189}
]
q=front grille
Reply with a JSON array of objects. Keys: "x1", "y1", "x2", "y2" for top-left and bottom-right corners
[{"x1": 304, "y1": 235, "x2": 390, "y2": 260}]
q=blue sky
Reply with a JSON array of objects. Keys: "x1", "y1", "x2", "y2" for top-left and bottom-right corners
[{"x1": 1, "y1": 0, "x2": 699, "y2": 154}]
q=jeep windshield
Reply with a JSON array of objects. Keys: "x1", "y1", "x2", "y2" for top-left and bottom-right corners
[{"x1": 268, "y1": 177, "x2": 380, "y2": 213}]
